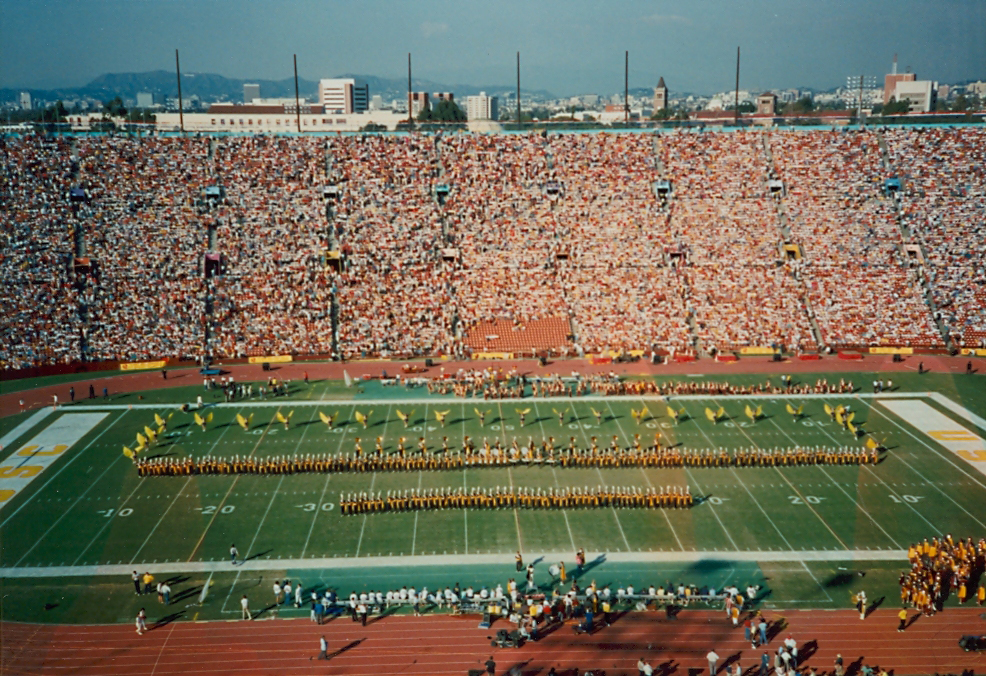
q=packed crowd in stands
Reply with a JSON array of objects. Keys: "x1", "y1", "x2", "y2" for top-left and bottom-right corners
[
  {"x1": 886, "y1": 128, "x2": 986, "y2": 347},
  {"x1": 5, "y1": 127, "x2": 981, "y2": 369}
]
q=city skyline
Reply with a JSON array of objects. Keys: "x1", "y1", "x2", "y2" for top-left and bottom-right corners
[{"x1": 1, "y1": 0, "x2": 983, "y2": 96}]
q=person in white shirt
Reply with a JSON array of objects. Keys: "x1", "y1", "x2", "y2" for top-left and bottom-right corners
[
  {"x1": 240, "y1": 594, "x2": 252, "y2": 620},
  {"x1": 707, "y1": 650, "x2": 720, "y2": 675}
]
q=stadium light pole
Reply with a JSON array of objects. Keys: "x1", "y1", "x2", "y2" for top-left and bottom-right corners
[
  {"x1": 407, "y1": 53, "x2": 413, "y2": 127},
  {"x1": 175, "y1": 49, "x2": 184, "y2": 133},
  {"x1": 734, "y1": 46, "x2": 740, "y2": 127},
  {"x1": 293, "y1": 54, "x2": 302, "y2": 133}
]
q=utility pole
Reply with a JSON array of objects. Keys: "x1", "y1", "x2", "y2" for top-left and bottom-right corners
[
  {"x1": 175, "y1": 49, "x2": 184, "y2": 133},
  {"x1": 407, "y1": 53, "x2": 413, "y2": 127},
  {"x1": 734, "y1": 46, "x2": 740, "y2": 126},
  {"x1": 293, "y1": 54, "x2": 302, "y2": 133},
  {"x1": 516, "y1": 51, "x2": 521, "y2": 126},
  {"x1": 624, "y1": 51, "x2": 629, "y2": 125}
]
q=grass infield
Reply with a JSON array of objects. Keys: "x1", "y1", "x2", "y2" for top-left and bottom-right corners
[{"x1": 0, "y1": 370, "x2": 983, "y2": 624}]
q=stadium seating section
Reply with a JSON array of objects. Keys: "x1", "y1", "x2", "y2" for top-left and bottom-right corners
[{"x1": 2, "y1": 127, "x2": 983, "y2": 369}]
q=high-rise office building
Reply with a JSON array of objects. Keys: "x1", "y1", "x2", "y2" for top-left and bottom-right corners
[
  {"x1": 319, "y1": 78, "x2": 369, "y2": 114},
  {"x1": 19, "y1": 92, "x2": 32, "y2": 110},
  {"x1": 466, "y1": 92, "x2": 498, "y2": 121},
  {"x1": 243, "y1": 83, "x2": 260, "y2": 103},
  {"x1": 409, "y1": 92, "x2": 430, "y2": 117}
]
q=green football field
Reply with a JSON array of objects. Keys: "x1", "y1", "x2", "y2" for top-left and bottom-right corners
[{"x1": 1, "y1": 371, "x2": 984, "y2": 624}]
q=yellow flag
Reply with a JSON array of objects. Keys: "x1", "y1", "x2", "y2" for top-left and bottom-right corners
[
  {"x1": 194, "y1": 412, "x2": 205, "y2": 427},
  {"x1": 144, "y1": 425, "x2": 157, "y2": 442},
  {"x1": 796, "y1": 404, "x2": 804, "y2": 416},
  {"x1": 319, "y1": 411, "x2": 331, "y2": 425},
  {"x1": 206, "y1": 412, "x2": 214, "y2": 424},
  {"x1": 846, "y1": 411, "x2": 855, "y2": 424},
  {"x1": 824, "y1": 403, "x2": 834, "y2": 416},
  {"x1": 755, "y1": 405, "x2": 763, "y2": 418},
  {"x1": 865, "y1": 437, "x2": 878, "y2": 450},
  {"x1": 275, "y1": 411, "x2": 287, "y2": 424},
  {"x1": 745, "y1": 404, "x2": 754, "y2": 420},
  {"x1": 666, "y1": 405, "x2": 678, "y2": 419},
  {"x1": 705, "y1": 407, "x2": 716, "y2": 423},
  {"x1": 136, "y1": 432, "x2": 147, "y2": 446},
  {"x1": 715, "y1": 407, "x2": 724, "y2": 419},
  {"x1": 123, "y1": 445, "x2": 134, "y2": 459},
  {"x1": 154, "y1": 413, "x2": 166, "y2": 428},
  {"x1": 786, "y1": 403, "x2": 796, "y2": 416}
]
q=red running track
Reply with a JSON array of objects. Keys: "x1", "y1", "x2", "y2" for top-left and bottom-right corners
[{"x1": 2, "y1": 608, "x2": 984, "y2": 676}]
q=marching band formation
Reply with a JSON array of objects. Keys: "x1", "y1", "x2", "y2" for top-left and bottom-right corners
[
  {"x1": 338, "y1": 485, "x2": 694, "y2": 515},
  {"x1": 134, "y1": 435, "x2": 880, "y2": 478},
  {"x1": 901, "y1": 535, "x2": 986, "y2": 614}
]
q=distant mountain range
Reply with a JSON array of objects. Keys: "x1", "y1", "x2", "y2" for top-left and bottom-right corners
[{"x1": 0, "y1": 71, "x2": 555, "y2": 106}]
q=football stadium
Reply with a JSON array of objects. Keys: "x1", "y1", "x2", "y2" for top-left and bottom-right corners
[{"x1": 2, "y1": 123, "x2": 984, "y2": 676}]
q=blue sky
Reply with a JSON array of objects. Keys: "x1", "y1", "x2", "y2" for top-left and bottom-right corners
[{"x1": 1, "y1": 0, "x2": 983, "y2": 95}]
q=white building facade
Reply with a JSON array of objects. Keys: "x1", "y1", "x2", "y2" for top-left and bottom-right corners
[
  {"x1": 319, "y1": 78, "x2": 369, "y2": 114},
  {"x1": 466, "y1": 92, "x2": 498, "y2": 121}
]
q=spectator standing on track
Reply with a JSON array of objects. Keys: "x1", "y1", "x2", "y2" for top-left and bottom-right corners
[
  {"x1": 784, "y1": 635, "x2": 798, "y2": 663},
  {"x1": 638, "y1": 657, "x2": 654, "y2": 676},
  {"x1": 230, "y1": 544, "x2": 239, "y2": 565},
  {"x1": 294, "y1": 581, "x2": 303, "y2": 607},
  {"x1": 135, "y1": 608, "x2": 146, "y2": 635},
  {"x1": 317, "y1": 635, "x2": 328, "y2": 659},
  {"x1": 707, "y1": 649, "x2": 720, "y2": 676},
  {"x1": 273, "y1": 580, "x2": 283, "y2": 606},
  {"x1": 89, "y1": 383, "x2": 95, "y2": 399},
  {"x1": 132, "y1": 570, "x2": 141, "y2": 595},
  {"x1": 485, "y1": 655, "x2": 496, "y2": 675},
  {"x1": 284, "y1": 580, "x2": 293, "y2": 605},
  {"x1": 52, "y1": 394, "x2": 57, "y2": 410},
  {"x1": 760, "y1": 652, "x2": 770, "y2": 676},
  {"x1": 834, "y1": 654, "x2": 844, "y2": 676},
  {"x1": 576, "y1": 547, "x2": 586, "y2": 576},
  {"x1": 744, "y1": 617, "x2": 754, "y2": 646},
  {"x1": 898, "y1": 607, "x2": 908, "y2": 631},
  {"x1": 69, "y1": 386, "x2": 74, "y2": 402},
  {"x1": 162, "y1": 367, "x2": 167, "y2": 380},
  {"x1": 515, "y1": 551, "x2": 523, "y2": 572},
  {"x1": 526, "y1": 563, "x2": 536, "y2": 592},
  {"x1": 161, "y1": 582, "x2": 170, "y2": 605},
  {"x1": 240, "y1": 594, "x2": 252, "y2": 620},
  {"x1": 758, "y1": 615, "x2": 768, "y2": 645},
  {"x1": 103, "y1": 386, "x2": 108, "y2": 399}
]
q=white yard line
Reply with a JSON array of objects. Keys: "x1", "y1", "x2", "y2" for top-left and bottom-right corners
[
  {"x1": 300, "y1": 407, "x2": 355, "y2": 558},
  {"x1": 668, "y1": 402, "x2": 740, "y2": 551},
  {"x1": 707, "y1": 397, "x2": 848, "y2": 550},
  {"x1": 70, "y1": 474, "x2": 148, "y2": 566},
  {"x1": 811, "y1": 398, "x2": 942, "y2": 535},
  {"x1": 242, "y1": 407, "x2": 320, "y2": 559},
  {"x1": 11, "y1": 414, "x2": 130, "y2": 566},
  {"x1": 129, "y1": 477, "x2": 192, "y2": 564},
  {"x1": 130, "y1": 406, "x2": 246, "y2": 564},
  {"x1": 410, "y1": 472, "x2": 423, "y2": 556},
  {"x1": 0, "y1": 411, "x2": 125, "y2": 530},
  {"x1": 354, "y1": 404, "x2": 392, "y2": 558},
  {"x1": 800, "y1": 560, "x2": 834, "y2": 602},
  {"x1": 862, "y1": 400, "x2": 986, "y2": 530},
  {"x1": 533, "y1": 401, "x2": 579, "y2": 552},
  {"x1": 618, "y1": 399, "x2": 685, "y2": 551},
  {"x1": 496, "y1": 401, "x2": 524, "y2": 554},
  {"x1": 762, "y1": 405, "x2": 903, "y2": 549}
]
